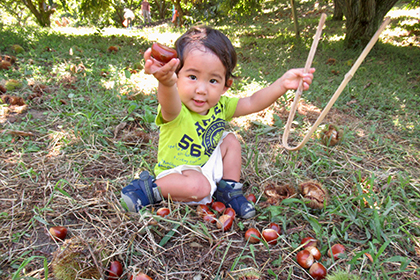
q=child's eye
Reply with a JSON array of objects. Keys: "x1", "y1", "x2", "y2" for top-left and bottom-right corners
[
  {"x1": 210, "y1": 79, "x2": 218, "y2": 84},
  {"x1": 189, "y1": 75, "x2": 197, "y2": 80}
]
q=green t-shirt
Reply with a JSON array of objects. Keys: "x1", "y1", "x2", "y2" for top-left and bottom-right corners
[{"x1": 154, "y1": 95, "x2": 239, "y2": 176}]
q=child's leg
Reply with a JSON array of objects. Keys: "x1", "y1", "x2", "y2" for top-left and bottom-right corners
[
  {"x1": 219, "y1": 133, "x2": 241, "y2": 181},
  {"x1": 215, "y1": 133, "x2": 256, "y2": 219},
  {"x1": 155, "y1": 170, "x2": 211, "y2": 202}
]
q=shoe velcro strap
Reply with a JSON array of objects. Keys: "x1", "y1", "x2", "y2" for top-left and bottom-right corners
[
  {"x1": 227, "y1": 189, "x2": 243, "y2": 200},
  {"x1": 140, "y1": 171, "x2": 155, "y2": 204}
]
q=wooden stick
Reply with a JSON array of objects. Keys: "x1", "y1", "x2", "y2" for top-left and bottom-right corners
[
  {"x1": 282, "y1": 16, "x2": 391, "y2": 151},
  {"x1": 282, "y1": 13, "x2": 326, "y2": 150}
]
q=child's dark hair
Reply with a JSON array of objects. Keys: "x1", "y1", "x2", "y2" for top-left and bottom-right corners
[{"x1": 175, "y1": 25, "x2": 237, "y2": 87}]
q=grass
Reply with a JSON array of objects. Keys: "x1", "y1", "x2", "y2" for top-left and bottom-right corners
[{"x1": 0, "y1": 1, "x2": 419, "y2": 279}]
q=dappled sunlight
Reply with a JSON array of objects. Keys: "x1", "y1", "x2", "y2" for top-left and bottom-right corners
[
  {"x1": 46, "y1": 130, "x2": 75, "y2": 157},
  {"x1": 326, "y1": 34, "x2": 345, "y2": 42},
  {"x1": 383, "y1": 7, "x2": 420, "y2": 47}
]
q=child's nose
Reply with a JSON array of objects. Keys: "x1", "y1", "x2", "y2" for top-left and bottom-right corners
[{"x1": 195, "y1": 82, "x2": 207, "y2": 95}]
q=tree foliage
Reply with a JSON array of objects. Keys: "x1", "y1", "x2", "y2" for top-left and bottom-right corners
[{"x1": 3, "y1": 0, "x2": 57, "y2": 27}]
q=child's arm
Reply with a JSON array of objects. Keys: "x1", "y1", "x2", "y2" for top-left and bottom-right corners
[
  {"x1": 233, "y1": 68, "x2": 315, "y2": 117},
  {"x1": 144, "y1": 48, "x2": 181, "y2": 122}
]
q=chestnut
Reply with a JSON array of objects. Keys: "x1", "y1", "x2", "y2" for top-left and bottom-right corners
[
  {"x1": 197, "y1": 204, "x2": 211, "y2": 217},
  {"x1": 262, "y1": 228, "x2": 279, "y2": 245},
  {"x1": 132, "y1": 273, "x2": 153, "y2": 280},
  {"x1": 328, "y1": 243, "x2": 346, "y2": 260},
  {"x1": 49, "y1": 226, "x2": 67, "y2": 241},
  {"x1": 156, "y1": 207, "x2": 170, "y2": 217},
  {"x1": 151, "y1": 42, "x2": 177, "y2": 64},
  {"x1": 203, "y1": 212, "x2": 217, "y2": 223},
  {"x1": 108, "y1": 260, "x2": 123, "y2": 279},
  {"x1": 217, "y1": 214, "x2": 233, "y2": 231},
  {"x1": 301, "y1": 236, "x2": 318, "y2": 248},
  {"x1": 246, "y1": 193, "x2": 257, "y2": 203},
  {"x1": 296, "y1": 249, "x2": 314, "y2": 269},
  {"x1": 268, "y1": 222, "x2": 281, "y2": 235},
  {"x1": 244, "y1": 228, "x2": 261, "y2": 244},
  {"x1": 211, "y1": 201, "x2": 226, "y2": 215},
  {"x1": 309, "y1": 262, "x2": 327, "y2": 280},
  {"x1": 224, "y1": 207, "x2": 236, "y2": 219},
  {"x1": 306, "y1": 245, "x2": 321, "y2": 261}
]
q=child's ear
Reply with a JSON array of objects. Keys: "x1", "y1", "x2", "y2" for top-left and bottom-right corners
[
  {"x1": 226, "y1": 79, "x2": 233, "y2": 87},
  {"x1": 223, "y1": 78, "x2": 233, "y2": 93}
]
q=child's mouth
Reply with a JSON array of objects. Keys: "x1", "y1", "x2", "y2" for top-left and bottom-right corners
[{"x1": 193, "y1": 99, "x2": 205, "y2": 106}]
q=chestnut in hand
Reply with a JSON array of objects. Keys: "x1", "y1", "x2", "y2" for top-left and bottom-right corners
[{"x1": 151, "y1": 43, "x2": 177, "y2": 64}]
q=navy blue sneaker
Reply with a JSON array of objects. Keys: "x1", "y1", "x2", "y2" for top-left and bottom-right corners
[
  {"x1": 121, "y1": 171, "x2": 162, "y2": 212},
  {"x1": 215, "y1": 180, "x2": 256, "y2": 219}
]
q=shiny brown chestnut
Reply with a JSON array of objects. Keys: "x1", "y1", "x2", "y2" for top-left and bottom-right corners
[
  {"x1": 151, "y1": 43, "x2": 177, "y2": 64},
  {"x1": 296, "y1": 249, "x2": 314, "y2": 269},
  {"x1": 49, "y1": 226, "x2": 67, "y2": 241},
  {"x1": 309, "y1": 262, "x2": 327, "y2": 280},
  {"x1": 108, "y1": 260, "x2": 123, "y2": 279},
  {"x1": 244, "y1": 228, "x2": 261, "y2": 244}
]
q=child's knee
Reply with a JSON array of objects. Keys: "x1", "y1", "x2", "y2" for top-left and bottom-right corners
[
  {"x1": 223, "y1": 133, "x2": 240, "y2": 147},
  {"x1": 188, "y1": 174, "x2": 211, "y2": 201}
]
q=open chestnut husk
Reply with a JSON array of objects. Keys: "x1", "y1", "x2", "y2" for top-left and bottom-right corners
[
  {"x1": 299, "y1": 181, "x2": 328, "y2": 209},
  {"x1": 263, "y1": 182, "x2": 296, "y2": 206},
  {"x1": 320, "y1": 124, "x2": 343, "y2": 147}
]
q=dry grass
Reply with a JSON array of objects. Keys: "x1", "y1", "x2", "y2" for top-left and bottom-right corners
[{"x1": 1, "y1": 2, "x2": 420, "y2": 280}]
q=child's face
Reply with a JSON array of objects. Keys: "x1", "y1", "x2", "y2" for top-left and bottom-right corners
[{"x1": 177, "y1": 48, "x2": 231, "y2": 115}]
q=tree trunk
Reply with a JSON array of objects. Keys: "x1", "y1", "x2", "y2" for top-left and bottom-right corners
[
  {"x1": 154, "y1": 0, "x2": 168, "y2": 19},
  {"x1": 22, "y1": 0, "x2": 55, "y2": 27},
  {"x1": 332, "y1": 0, "x2": 343, "y2": 21},
  {"x1": 336, "y1": 0, "x2": 398, "y2": 48}
]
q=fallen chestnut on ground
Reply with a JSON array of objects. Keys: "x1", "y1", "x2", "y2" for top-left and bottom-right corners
[
  {"x1": 246, "y1": 193, "x2": 257, "y2": 203},
  {"x1": 244, "y1": 228, "x2": 261, "y2": 244},
  {"x1": 309, "y1": 262, "x2": 327, "y2": 280},
  {"x1": 151, "y1": 43, "x2": 177, "y2": 64},
  {"x1": 211, "y1": 201, "x2": 226, "y2": 215},
  {"x1": 268, "y1": 222, "x2": 281, "y2": 235},
  {"x1": 306, "y1": 246, "x2": 321, "y2": 261},
  {"x1": 107, "y1": 260, "x2": 123, "y2": 279},
  {"x1": 203, "y1": 212, "x2": 217, "y2": 223},
  {"x1": 130, "y1": 273, "x2": 153, "y2": 280},
  {"x1": 217, "y1": 214, "x2": 233, "y2": 231},
  {"x1": 156, "y1": 207, "x2": 170, "y2": 217},
  {"x1": 296, "y1": 249, "x2": 314, "y2": 269},
  {"x1": 49, "y1": 226, "x2": 67, "y2": 241},
  {"x1": 328, "y1": 243, "x2": 346, "y2": 260},
  {"x1": 197, "y1": 204, "x2": 211, "y2": 217},
  {"x1": 224, "y1": 207, "x2": 236, "y2": 218},
  {"x1": 262, "y1": 228, "x2": 279, "y2": 245},
  {"x1": 301, "y1": 236, "x2": 318, "y2": 248}
]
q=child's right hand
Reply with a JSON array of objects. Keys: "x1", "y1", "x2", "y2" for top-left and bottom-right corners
[{"x1": 144, "y1": 48, "x2": 179, "y2": 87}]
